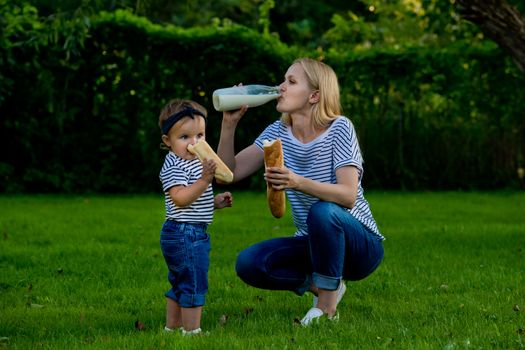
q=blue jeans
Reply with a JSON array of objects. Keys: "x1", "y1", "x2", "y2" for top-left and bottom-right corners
[
  {"x1": 235, "y1": 201, "x2": 384, "y2": 295},
  {"x1": 160, "y1": 220, "x2": 211, "y2": 307}
]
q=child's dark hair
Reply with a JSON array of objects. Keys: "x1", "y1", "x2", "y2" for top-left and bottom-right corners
[
  {"x1": 158, "y1": 99, "x2": 207, "y2": 134},
  {"x1": 158, "y1": 99, "x2": 207, "y2": 150}
]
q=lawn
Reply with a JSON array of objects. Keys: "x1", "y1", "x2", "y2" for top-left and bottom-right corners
[{"x1": 0, "y1": 191, "x2": 524, "y2": 349}]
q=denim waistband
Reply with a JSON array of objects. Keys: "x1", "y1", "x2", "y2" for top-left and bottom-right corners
[{"x1": 165, "y1": 219, "x2": 208, "y2": 230}]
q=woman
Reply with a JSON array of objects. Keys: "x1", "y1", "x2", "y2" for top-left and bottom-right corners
[{"x1": 217, "y1": 58, "x2": 385, "y2": 326}]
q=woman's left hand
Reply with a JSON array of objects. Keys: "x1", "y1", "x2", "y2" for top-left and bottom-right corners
[{"x1": 264, "y1": 166, "x2": 300, "y2": 190}]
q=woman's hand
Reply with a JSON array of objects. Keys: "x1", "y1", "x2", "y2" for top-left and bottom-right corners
[
  {"x1": 222, "y1": 105, "x2": 248, "y2": 126},
  {"x1": 264, "y1": 166, "x2": 300, "y2": 190},
  {"x1": 221, "y1": 83, "x2": 249, "y2": 125},
  {"x1": 214, "y1": 192, "x2": 233, "y2": 209}
]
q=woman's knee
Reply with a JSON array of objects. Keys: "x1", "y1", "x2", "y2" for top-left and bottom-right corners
[
  {"x1": 235, "y1": 248, "x2": 253, "y2": 281},
  {"x1": 235, "y1": 245, "x2": 268, "y2": 287},
  {"x1": 308, "y1": 201, "x2": 339, "y2": 220},
  {"x1": 307, "y1": 201, "x2": 340, "y2": 233}
]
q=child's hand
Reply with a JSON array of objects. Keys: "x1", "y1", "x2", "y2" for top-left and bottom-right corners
[
  {"x1": 201, "y1": 159, "x2": 217, "y2": 183},
  {"x1": 214, "y1": 192, "x2": 233, "y2": 209}
]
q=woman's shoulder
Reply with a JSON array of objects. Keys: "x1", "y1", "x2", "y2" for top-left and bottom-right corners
[
  {"x1": 263, "y1": 119, "x2": 286, "y2": 136},
  {"x1": 332, "y1": 115, "x2": 352, "y2": 127},
  {"x1": 328, "y1": 116, "x2": 353, "y2": 133},
  {"x1": 328, "y1": 117, "x2": 359, "y2": 144},
  {"x1": 270, "y1": 119, "x2": 285, "y2": 129}
]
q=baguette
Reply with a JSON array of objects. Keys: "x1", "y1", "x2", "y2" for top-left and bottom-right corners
[
  {"x1": 263, "y1": 139, "x2": 286, "y2": 218},
  {"x1": 187, "y1": 140, "x2": 234, "y2": 183}
]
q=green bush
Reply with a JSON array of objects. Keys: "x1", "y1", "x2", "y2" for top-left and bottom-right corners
[
  {"x1": 329, "y1": 46, "x2": 525, "y2": 189},
  {"x1": 0, "y1": 9, "x2": 296, "y2": 193},
  {"x1": 0, "y1": 9, "x2": 524, "y2": 193}
]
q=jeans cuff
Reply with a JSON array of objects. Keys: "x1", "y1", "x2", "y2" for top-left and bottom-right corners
[
  {"x1": 165, "y1": 290, "x2": 206, "y2": 307},
  {"x1": 312, "y1": 273, "x2": 340, "y2": 291},
  {"x1": 165, "y1": 289, "x2": 177, "y2": 301},
  {"x1": 294, "y1": 274, "x2": 312, "y2": 296},
  {"x1": 178, "y1": 294, "x2": 206, "y2": 307}
]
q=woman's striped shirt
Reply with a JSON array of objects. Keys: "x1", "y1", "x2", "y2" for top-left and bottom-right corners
[
  {"x1": 159, "y1": 151, "x2": 214, "y2": 224},
  {"x1": 254, "y1": 117, "x2": 384, "y2": 241}
]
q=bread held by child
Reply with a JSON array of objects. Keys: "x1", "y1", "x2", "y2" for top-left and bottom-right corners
[{"x1": 187, "y1": 140, "x2": 234, "y2": 183}]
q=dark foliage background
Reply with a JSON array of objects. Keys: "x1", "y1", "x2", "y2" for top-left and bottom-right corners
[{"x1": 1, "y1": 6, "x2": 524, "y2": 193}]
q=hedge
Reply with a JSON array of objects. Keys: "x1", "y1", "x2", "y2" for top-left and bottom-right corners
[{"x1": 1, "y1": 9, "x2": 524, "y2": 193}]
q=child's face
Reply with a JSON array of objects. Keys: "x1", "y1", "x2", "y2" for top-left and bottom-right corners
[{"x1": 162, "y1": 116, "x2": 206, "y2": 160}]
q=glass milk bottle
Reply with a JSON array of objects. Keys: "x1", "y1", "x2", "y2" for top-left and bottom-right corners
[{"x1": 212, "y1": 85, "x2": 280, "y2": 111}]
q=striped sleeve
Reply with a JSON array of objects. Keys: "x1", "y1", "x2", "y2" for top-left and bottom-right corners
[
  {"x1": 160, "y1": 155, "x2": 189, "y2": 191},
  {"x1": 333, "y1": 118, "x2": 363, "y2": 176}
]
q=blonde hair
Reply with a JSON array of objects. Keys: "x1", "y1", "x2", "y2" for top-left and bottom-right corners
[{"x1": 281, "y1": 58, "x2": 342, "y2": 130}]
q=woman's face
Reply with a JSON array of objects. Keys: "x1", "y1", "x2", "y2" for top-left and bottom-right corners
[
  {"x1": 162, "y1": 116, "x2": 206, "y2": 160},
  {"x1": 276, "y1": 63, "x2": 316, "y2": 114}
]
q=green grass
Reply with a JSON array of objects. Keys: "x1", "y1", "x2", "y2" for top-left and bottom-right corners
[{"x1": 0, "y1": 191, "x2": 524, "y2": 349}]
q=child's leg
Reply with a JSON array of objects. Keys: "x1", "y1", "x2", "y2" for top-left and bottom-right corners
[
  {"x1": 181, "y1": 306, "x2": 203, "y2": 331},
  {"x1": 166, "y1": 297, "x2": 182, "y2": 330}
]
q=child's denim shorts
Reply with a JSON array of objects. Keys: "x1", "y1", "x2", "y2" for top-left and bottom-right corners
[{"x1": 160, "y1": 220, "x2": 211, "y2": 308}]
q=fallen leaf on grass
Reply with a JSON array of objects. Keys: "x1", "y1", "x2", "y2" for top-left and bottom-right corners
[
  {"x1": 219, "y1": 314, "x2": 228, "y2": 326},
  {"x1": 135, "y1": 320, "x2": 145, "y2": 331}
]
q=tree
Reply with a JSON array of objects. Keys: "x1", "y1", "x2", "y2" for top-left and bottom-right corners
[
  {"x1": 457, "y1": 0, "x2": 525, "y2": 71},
  {"x1": 320, "y1": 1, "x2": 489, "y2": 52}
]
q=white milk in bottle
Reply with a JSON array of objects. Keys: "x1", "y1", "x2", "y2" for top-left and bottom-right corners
[{"x1": 212, "y1": 85, "x2": 280, "y2": 111}]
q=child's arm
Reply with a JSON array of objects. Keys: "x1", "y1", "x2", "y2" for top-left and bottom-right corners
[
  {"x1": 214, "y1": 192, "x2": 233, "y2": 209},
  {"x1": 168, "y1": 160, "x2": 216, "y2": 207}
]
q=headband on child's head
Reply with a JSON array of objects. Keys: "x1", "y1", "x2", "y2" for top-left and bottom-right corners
[{"x1": 161, "y1": 107, "x2": 206, "y2": 135}]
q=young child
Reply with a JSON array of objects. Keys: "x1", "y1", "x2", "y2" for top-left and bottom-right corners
[{"x1": 158, "y1": 99, "x2": 233, "y2": 335}]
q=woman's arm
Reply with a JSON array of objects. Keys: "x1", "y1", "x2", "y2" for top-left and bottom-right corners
[
  {"x1": 217, "y1": 106, "x2": 264, "y2": 183},
  {"x1": 265, "y1": 165, "x2": 359, "y2": 209},
  {"x1": 217, "y1": 112, "x2": 240, "y2": 172},
  {"x1": 232, "y1": 145, "x2": 264, "y2": 182}
]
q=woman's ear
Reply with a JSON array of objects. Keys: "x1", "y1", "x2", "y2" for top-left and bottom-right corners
[
  {"x1": 161, "y1": 134, "x2": 171, "y2": 149},
  {"x1": 309, "y1": 90, "x2": 320, "y2": 104}
]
